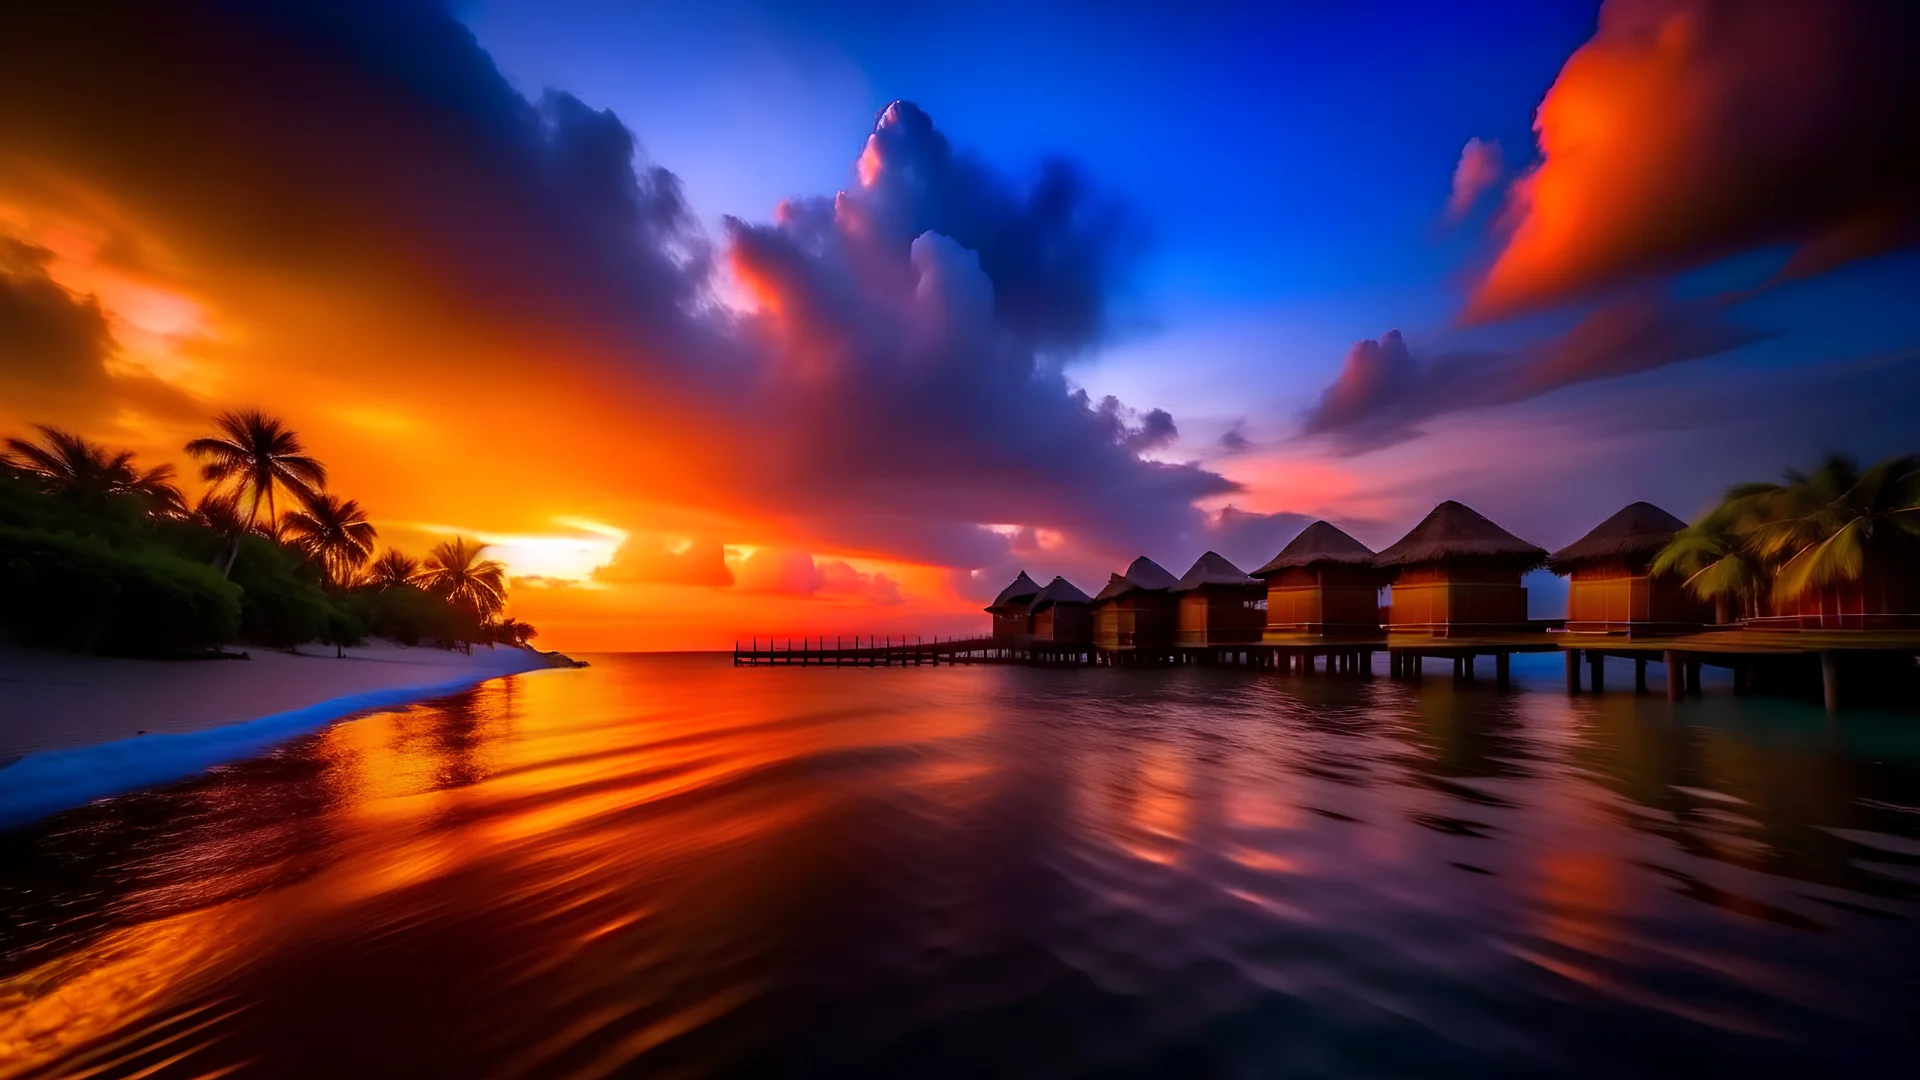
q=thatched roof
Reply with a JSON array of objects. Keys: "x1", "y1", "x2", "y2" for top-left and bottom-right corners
[
  {"x1": 1171, "y1": 551, "x2": 1256, "y2": 591},
  {"x1": 1372, "y1": 501, "x2": 1546, "y2": 570},
  {"x1": 1122, "y1": 556, "x2": 1179, "y2": 591},
  {"x1": 1251, "y1": 520, "x2": 1375, "y2": 576},
  {"x1": 1091, "y1": 572, "x2": 1134, "y2": 604},
  {"x1": 1027, "y1": 576, "x2": 1092, "y2": 611},
  {"x1": 1092, "y1": 556, "x2": 1179, "y2": 602},
  {"x1": 1547, "y1": 501, "x2": 1688, "y2": 573},
  {"x1": 987, "y1": 571, "x2": 1041, "y2": 610}
]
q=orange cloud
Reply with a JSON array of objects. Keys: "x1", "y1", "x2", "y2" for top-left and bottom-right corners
[{"x1": 1466, "y1": 0, "x2": 1919, "y2": 322}]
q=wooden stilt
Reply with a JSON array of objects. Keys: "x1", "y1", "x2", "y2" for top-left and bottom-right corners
[
  {"x1": 1589, "y1": 652, "x2": 1604, "y2": 694},
  {"x1": 1634, "y1": 658, "x2": 1647, "y2": 692},
  {"x1": 1565, "y1": 648, "x2": 1581, "y2": 694},
  {"x1": 1821, "y1": 650, "x2": 1840, "y2": 713},
  {"x1": 1665, "y1": 650, "x2": 1682, "y2": 701},
  {"x1": 1495, "y1": 652, "x2": 1510, "y2": 689}
]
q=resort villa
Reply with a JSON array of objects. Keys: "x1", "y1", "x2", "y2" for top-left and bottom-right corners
[
  {"x1": 1375, "y1": 501, "x2": 1547, "y2": 637},
  {"x1": 1250, "y1": 520, "x2": 1381, "y2": 640},
  {"x1": 1091, "y1": 556, "x2": 1180, "y2": 653},
  {"x1": 1171, "y1": 551, "x2": 1265, "y2": 647},
  {"x1": 1027, "y1": 576, "x2": 1094, "y2": 646},
  {"x1": 1549, "y1": 502, "x2": 1711, "y2": 636}
]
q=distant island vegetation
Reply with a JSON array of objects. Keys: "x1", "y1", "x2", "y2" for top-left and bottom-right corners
[{"x1": 1, "y1": 409, "x2": 534, "y2": 658}]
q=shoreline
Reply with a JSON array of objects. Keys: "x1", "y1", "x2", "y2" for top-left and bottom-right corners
[{"x1": 0, "y1": 641, "x2": 580, "y2": 829}]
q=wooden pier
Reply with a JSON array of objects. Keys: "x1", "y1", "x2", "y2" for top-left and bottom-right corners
[
  {"x1": 1561, "y1": 629, "x2": 1920, "y2": 712},
  {"x1": 732, "y1": 631, "x2": 1562, "y2": 687},
  {"x1": 736, "y1": 627, "x2": 1919, "y2": 712}
]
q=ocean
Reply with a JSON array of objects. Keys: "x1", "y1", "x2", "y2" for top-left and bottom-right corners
[{"x1": 2, "y1": 653, "x2": 1917, "y2": 1077}]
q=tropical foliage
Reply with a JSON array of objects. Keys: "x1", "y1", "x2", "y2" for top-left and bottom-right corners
[
  {"x1": 5, "y1": 426, "x2": 186, "y2": 517},
  {"x1": 283, "y1": 489, "x2": 378, "y2": 589},
  {"x1": 1654, "y1": 453, "x2": 1920, "y2": 620},
  {"x1": 1, "y1": 412, "x2": 534, "y2": 657},
  {"x1": 186, "y1": 409, "x2": 327, "y2": 541},
  {"x1": 416, "y1": 537, "x2": 508, "y2": 619}
]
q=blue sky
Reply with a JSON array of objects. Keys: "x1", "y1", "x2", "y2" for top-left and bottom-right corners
[{"x1": 461, "y1": 0, "x2": 1920, "y2": 507}]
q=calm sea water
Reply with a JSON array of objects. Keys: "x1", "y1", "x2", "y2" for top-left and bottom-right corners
[{"x1": 2, "y1": 653, "x2": 1918, "y2": 1078}]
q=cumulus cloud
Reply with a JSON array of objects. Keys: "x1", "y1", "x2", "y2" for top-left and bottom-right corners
[
  {"x1": 1445, "y1": 138, "x2": 1503, "y2": 222},
  {"x1": 0, "y1": 2, "x2": 1234, "y2": 576},
  {"x1": 1302, "y1": 296, "x2": 1770, "y2": 453},
  {"x1": 732, "y1": 548, "x2": 903, "y2": 605},
  {"x1": 1467, "y1": 0, "x2": 1920, "y2": 321},
  {"x1": 591, "y1": 536, "x2": 734, "y2": 587}
]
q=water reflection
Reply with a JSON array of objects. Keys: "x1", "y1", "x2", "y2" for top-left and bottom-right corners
[{"x1": 1, "y1": 655, "x2": 1917, "y2": 1077}]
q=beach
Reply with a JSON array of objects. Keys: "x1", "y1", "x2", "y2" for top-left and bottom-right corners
[
  {"x1": 0, "y1": 642, "x2": 570, "y2": 827},
  {"x1": 0, "y1": 641, "x2": 562, "y2": 759}
]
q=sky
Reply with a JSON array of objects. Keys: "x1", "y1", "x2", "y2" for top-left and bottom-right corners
[{"x1": 2, "y1": 0, "x2": 1918, "y2": 650}]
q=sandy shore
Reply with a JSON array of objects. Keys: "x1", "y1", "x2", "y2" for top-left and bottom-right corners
[
  {"x1": 0, "y1": 642, "x2": 570, "y2": 827},
  {"x1": 0, "y1": 641, "x2": 561, "y2": 758}
]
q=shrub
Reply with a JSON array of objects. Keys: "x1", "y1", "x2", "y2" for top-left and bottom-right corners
[
  {"x1": 228, "y1": 535, "x2": 333, "y2": 648},
  {"x1": 0, "y1": 525, "x2": 241, "y2": 655}
]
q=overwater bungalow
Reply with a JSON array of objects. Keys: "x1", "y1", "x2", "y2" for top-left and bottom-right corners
[
  {"x1": 1028, "y1": 576, "x2": 1094, "y2": 645},
  {"x1": 985, "y1": 571, "x2": 1041, "y2": 642},
  {"x1": 1171, "y1": 551, "x2": 1265, "y2": 647},
  {"x1": 1250, "y1": 520, "x2": 1382, "y2": 639},
  {"x1": 1091, "y1": 556, "x2": 1180, "y2": 652},
  {"x1": 1765, "y1": 569, "x2": 1920, "y2": 631},
  {"x1": 1549, "y1": 502, "x2": 1710, "y2": 636},
  {"x1": 1375, "y1": 501, "x2": 1547, "y2": 636}
]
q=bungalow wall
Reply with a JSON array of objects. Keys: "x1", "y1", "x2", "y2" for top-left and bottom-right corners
[
  {"x1": 1176, "y1": 586, "x2": 1266, "y2": 646},
  {"x1": 1033, "y1": 604, "x2": 1093, "y2": 644},
  {"x1": 1385, "y1": 564, "x2": 1529, "y2": 634},
  {"x1": 1565, "y1": 558, "x2": 1710, "y2": 634},
  {"x1": 1262, "y1": 566, "x2": 1381, "y2": 637},
  {"x1": 1094, "y1": 594, "x2": 1176, "y2": 650},
  {"x1": 989, "y1": 607, "x2": 1031, "y2": 642},
  {"x1": 1758, "y1": 567, "x2": 1920, "y2": 630}
]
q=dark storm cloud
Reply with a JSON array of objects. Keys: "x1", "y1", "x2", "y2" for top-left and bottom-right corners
[
  {"x1": 1302, "y1": 296, "x2": 1771, "y2": 453},
  {"x1": 0, "y1": 239, "x2": 199, "y2": 421},
  {"x1": 0, "y1": 1, "x2": 1234, "y2": 569}
]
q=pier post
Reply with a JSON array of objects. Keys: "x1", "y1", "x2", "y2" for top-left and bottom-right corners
[
  {"x1": 1821, "y1": 651, "x2": 1840, "y2": 713},
  {"x1": 1589, "y1": 652, "x2": 1604, "y2": 694},
  {"x1": 1465, "y1": 656, "x2": 1475, "y2": 682},
  {"x1": 1495, "y1": 652, "x2": 1510, "y2": 689},
  {"x1": 1634, "y1": 658, "x2": 1647, "y2": 692},
  {"x1": 1665, "y1": 650, "x2": 1682, "y2": 701},
  {"x1": 1565, "y1": 648, "x2": 1581, "y2": 694}
]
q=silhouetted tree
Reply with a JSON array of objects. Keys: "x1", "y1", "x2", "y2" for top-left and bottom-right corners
[
  {"x1": 3, "y1": 425, "x2": 186, "y2": 517},
  {"x1": 185, "y1": 410, "x2": 326, "y2": 567},
  {"x1": 283, "y1": 489, "x2": 378, "y2": 589},
  {"x1": 364, "y1": 548, "x2": 421, "y2": 590},
  {"x1": 417, "y1": 537, "x2": 508, "y2": 622}
]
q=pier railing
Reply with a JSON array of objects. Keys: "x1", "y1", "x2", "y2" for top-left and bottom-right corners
[{"x1": 733, "y1": 635, "x2": 1014, "y2": 666}]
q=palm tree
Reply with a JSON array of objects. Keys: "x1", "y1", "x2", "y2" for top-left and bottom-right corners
[
  {"x1": 417, "y1": 537, "x2": 508, "y2": 619},
  {"x1": 486, "y1": 616, "x2": 538, "y2": 647},
  {"x1": 3, "y1": 425, "x2": 186, "y2": 516},
  {"x1": 364, "y1": 549, "x2": 421, "y2": 590},
  {"x1": 184, "y1": 410, "x2": 327, "y2": 543},
  {"x1": 1652, "y1": 481, "x2": 1778, "y2": 623},
  {"x1": 1768, "y1": 454, "x2": 1920, "y2": 610},
  {"x1": 283, "y1": 489, "x2": 379, "y2": 589}
]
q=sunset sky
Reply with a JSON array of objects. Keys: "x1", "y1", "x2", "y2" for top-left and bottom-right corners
[{"x1": 3, "y1": 0, "x2": 1918, "y2": 650}]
